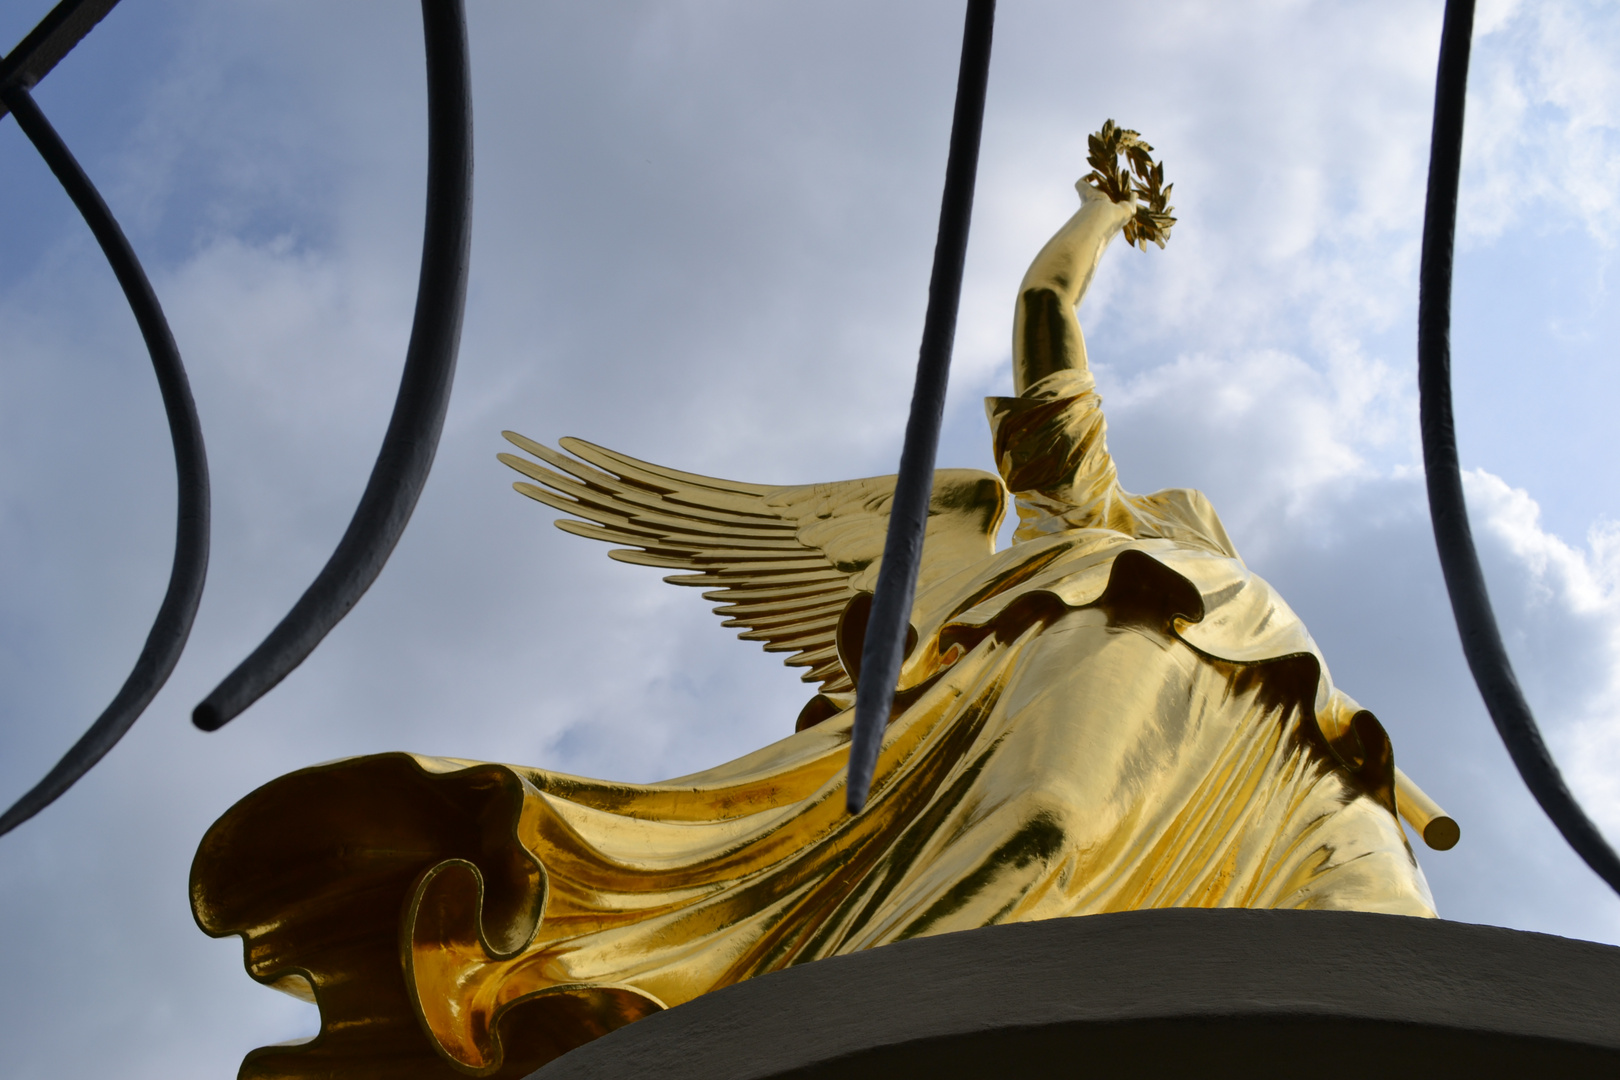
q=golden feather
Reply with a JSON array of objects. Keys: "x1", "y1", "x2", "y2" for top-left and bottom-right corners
[{"x1": 501, "y1": 433, "x2": 1007, "y2": 694}]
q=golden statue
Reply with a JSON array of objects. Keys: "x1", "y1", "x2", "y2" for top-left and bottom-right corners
[{"x1": 191, "y1": 125, "x2": 1454, "y2": 1080}]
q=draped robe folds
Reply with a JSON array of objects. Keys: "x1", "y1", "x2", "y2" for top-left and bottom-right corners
[{"x1": 191, "y1": 369, "x2": 1436, "y2": 1080}]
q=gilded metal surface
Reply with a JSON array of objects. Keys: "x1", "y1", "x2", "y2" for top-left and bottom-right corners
[{"x1": 192, "y1": 147, "x2": 1452, "y2": 1079}]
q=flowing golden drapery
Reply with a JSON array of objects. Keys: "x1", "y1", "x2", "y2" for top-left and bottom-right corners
[{"x1": 192, "y1": 176, "x2": 1438, "y2": 1080}]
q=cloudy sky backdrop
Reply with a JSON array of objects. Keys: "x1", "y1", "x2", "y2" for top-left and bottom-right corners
[{"x1": 2, "y1": 1, "x2": 1619, "y2": 1076}]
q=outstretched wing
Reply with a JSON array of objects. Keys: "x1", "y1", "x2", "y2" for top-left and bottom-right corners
[{"x1": 498, "y1": 433, "x2": 1006, "y2": 694}]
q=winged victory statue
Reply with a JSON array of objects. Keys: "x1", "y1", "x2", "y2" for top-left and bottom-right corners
[{"x1": 191, "y1": 124, "x2": 1455, "y2": 1080}]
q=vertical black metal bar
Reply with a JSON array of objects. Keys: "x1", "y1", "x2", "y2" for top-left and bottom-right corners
[
  {"x1": 847, "y1": 0, "x2": 995, "y2": 814},
  {"x1": 1417, "y1": 0, "x2": 1620, "y2": 894},
  {"x1": 0, "y1": 82, "x2": 209, "y2": 837},
  {"x1": 192, "y1": 0, "x2": 473, "y2": 730}
]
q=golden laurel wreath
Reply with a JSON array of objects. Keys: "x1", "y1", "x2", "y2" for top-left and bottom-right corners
[{"x1": 1082, "y1": 119, "x2": 1176, "y2": 250}]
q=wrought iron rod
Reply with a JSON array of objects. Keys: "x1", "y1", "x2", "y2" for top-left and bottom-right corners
[
  {"x1": 847, "y1": 0, "x2": 995, "y2": 814},
  {"x1": 193, "y1": 0, "x2": 473, "y2": 730},
  {"x1": 1417, "y1": 0, "x2": 1620, "y2": 893},
  {"x1": 0, "y1": 0, "x2": 121, "y2": 123},
  {"x1": 0, "y1": 81, "x2": 209, "y2": 837}
]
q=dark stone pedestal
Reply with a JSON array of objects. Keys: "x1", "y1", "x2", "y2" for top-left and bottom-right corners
[{"x1": 530, "y1": 909, "x2": 1620, "y2": 1079}]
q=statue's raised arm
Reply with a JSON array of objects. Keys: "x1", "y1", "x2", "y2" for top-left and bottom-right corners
[
  {"x1": 992, "y1": 130, "x2": 1206, "y2": 547},
  {"x1": 1015, "y1": 120, "x2": 1177, "y2": 393},
  {"x1": 1013, "y1": 182, "x2": 1134, "y2": 393}
]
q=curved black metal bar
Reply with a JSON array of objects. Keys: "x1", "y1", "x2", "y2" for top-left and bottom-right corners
[
  {"x1": 192, "y1": 0, "x2": 473, "y2": 731},
  {"x1": 848, "y1": 0, "x2": 995, "y2": 813},
  {"x1": 0, "y1": 82, "x2": 210, "y2": 837},
  {"x1": 1418, "y1": 0, "x2": 1620, "y2": 894}
]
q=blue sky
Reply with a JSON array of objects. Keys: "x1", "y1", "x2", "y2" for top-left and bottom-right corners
[{"x1": 2, "y1": 2, "x2": 1619, "y2": 1076}]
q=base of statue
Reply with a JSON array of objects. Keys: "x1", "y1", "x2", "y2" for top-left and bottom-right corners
[{"x1": 530, "y1": 908, "x2": 1620, "y2": 1079}]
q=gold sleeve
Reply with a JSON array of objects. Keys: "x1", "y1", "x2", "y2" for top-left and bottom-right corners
[{"x1": 986, "y1": 372, "x2": 1238, "y2": 559}]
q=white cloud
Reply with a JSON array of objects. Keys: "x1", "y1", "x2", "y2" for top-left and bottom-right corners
[
  {"x1": 1466, "y1": 469, "x2": 1620, "y2": 835},
  {"x1": 1463, "y1": 0, "x2": 1620, "y2": 244}
]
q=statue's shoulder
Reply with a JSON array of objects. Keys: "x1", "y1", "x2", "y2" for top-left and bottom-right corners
[{"x1": 1129, "y1": 486, "x2": 1240, "y2": 561}]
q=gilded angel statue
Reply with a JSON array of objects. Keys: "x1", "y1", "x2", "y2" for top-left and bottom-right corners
[{"x1": 191, "y1": 125, "x2": 1450, "y2": 1080}]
